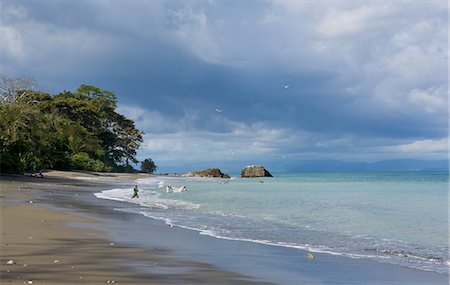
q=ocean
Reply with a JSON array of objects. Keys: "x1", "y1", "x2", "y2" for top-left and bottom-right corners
[{"x1": 94, "y1": 172, "x2": 449, "y2": 274}]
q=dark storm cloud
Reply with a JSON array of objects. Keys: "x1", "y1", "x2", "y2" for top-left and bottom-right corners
[{"x1": 1, "y1": 0, "x2": 447, "y2": 167}]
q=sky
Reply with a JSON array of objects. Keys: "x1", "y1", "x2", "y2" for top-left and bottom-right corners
[{"x1": 1, "y1": 0, "x2": 448, "y2": 172}]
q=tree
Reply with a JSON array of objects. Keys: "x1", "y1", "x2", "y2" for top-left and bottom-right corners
[
  {"x1": 0, "y1": 76, "x2": 48, "y2": 173},
  {"x1": 53, "y1": 86, "x2": 143, "y2": 169},
  {"x1": 0, "y1": 74, "x2": 37, "y2": 104},
  {"x1": 141, "y1": 158, "x2": 157, "y2": 173},
  {"x1": 0, "y1": 77, "x2": 145, "y2": 173},
  {"x1": 108, "y1": 113, "x2": 143, "y2": 167}
]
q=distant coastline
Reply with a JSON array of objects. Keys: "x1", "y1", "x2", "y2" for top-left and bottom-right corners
[{"x1": 153, "y1": 159, "x2": 449, "y2": 175}]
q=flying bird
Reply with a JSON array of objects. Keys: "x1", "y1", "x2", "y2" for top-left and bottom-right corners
[
  {"x1": 283, "y1": 85, "x2": 290, "y2": 89},
  {"x1": 215, "y1": 108, "x2": 223, "y2": 113}
]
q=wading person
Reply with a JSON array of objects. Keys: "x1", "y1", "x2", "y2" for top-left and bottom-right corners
[{"x1": 132, "y1": 185, "x2": 139, "y2": 198}]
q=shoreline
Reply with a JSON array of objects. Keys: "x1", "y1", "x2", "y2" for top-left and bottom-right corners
[
  {"x1": 1, "y1": 170, "x2": 448, "y2": 284},
  {"x1": 0, "y1": 171, "x2": 271, "y2": 285}
]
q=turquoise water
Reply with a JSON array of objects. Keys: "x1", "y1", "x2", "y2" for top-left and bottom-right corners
[{"x1": 95, "y1": 172, "x2": 449, "y2": 273}]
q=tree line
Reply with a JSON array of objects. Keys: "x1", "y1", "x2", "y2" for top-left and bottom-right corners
[{"x1": 0, "y1": 75, "x2": 156, "y2": 174}]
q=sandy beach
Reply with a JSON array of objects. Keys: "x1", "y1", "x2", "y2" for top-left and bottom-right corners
[
  {"x1": 0, "y1": 171, "x2": 270, "y2": 284},
  {"x1": 1, "y1": 171, "x2": 448, "y2": 285}
]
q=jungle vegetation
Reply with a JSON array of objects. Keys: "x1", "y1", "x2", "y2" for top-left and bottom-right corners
[{"x1": 0, "y1": 75, "x2": 146, "y2": 174}]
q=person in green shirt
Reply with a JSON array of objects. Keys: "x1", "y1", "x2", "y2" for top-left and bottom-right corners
[{"x1": 132, "y1": 185, "x2": 139, "y2": 198}]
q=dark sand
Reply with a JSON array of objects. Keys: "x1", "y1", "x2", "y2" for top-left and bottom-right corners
[
  {"x1": 0, "y1": 171, "x2": 271, "y2": 284},
  {"x1": 1, "y1": 171, "x2": 448, "y2": 284}
]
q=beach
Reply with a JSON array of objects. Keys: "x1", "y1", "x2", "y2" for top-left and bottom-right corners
[
  {"x1": 0, "y1": 171, "x2": 448, "y2": 284},
  {"x1": 0, "y1": 171, "x2": 271, "y2": 285}
]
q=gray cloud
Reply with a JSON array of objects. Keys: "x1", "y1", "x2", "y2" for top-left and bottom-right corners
[{"x1": 1, "y1": 0, "x2": 447, "y2": 170}]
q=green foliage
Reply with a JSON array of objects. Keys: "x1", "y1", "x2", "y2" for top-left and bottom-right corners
[
  {"x1": 112, "y1": 164, "x2": 138, "y2": 173},
  {"x1": 141, "y1": 158, "x2": 157, "y2": 173},
  {"x1": 20, "y1": 152, "x2": 43, "y2": 172},
  {"x1": 0, "y1": 75, "x2": 145, "y2": 174},
  {"x1": 0, "y1": 140, "x2": 27, "y2": 173},
  {"x1": 69, "y1": 152, "x2": 105, "y2": 172}
]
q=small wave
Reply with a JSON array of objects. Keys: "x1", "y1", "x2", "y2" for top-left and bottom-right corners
[
  {"x1": 95, "y1": 187, "x2": 200, "y2": 211},
  {"x1": 194, "y1": 231, "x2": 383, "y2": 260},
  {"x1": 94, "y1": 181, "x2": 449, "y2": 275},
  {"x1": 135, "y1": 211, "x2": 450, "y2": 274},
  {"x1": 178, "y1": 227, "x2": 449, "y2": 273},
  {"x1": 365, "y1": 248, "x2": 448, "y2": 265},
  {"x1": 94, "y1": 188, "x2": 133, "y2": 200},
  {"x1": 136, "y1": 177, "x2": 169, "y2": 186},
  {"x1": 151, "y1": 198, "x2": 200, "y2": 210},
  {"x1": 95, "y1": 193, "x2": 449, "y2": 274}
]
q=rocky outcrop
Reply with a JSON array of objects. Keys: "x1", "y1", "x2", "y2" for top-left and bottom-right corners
[
  {"x1": 183, "y1": 168, "x2": 230, "y2": 178},
  {"x1": 241, "y1": 165, "x2": 273, "y2": 178}
]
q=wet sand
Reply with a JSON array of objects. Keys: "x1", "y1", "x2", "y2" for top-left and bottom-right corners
[
  {"x1": 0, "y1": 171, "x2": 270, "y2": 284},
  {"x1": 1, "y1": 170, "x2": 448, "y2": 284}
]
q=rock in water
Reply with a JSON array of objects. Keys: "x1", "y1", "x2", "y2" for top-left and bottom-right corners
[
  {"x1": 183, "y1": 168, "x2": 230, "y2": 178},
  {"x1": 241, "y1": 165, "x2": 273, "y2": 178}
]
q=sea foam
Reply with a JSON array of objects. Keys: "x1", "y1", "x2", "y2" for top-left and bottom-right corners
[{"x1": 94, "y1": 172, "x2": 449, "y2": 274}]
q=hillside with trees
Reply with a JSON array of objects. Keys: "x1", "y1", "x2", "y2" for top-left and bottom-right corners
[{"x1": 0, "y1": 75, "x2": 144, "y2": 174}]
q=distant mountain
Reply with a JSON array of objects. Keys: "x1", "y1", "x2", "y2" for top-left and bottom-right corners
[
  {"x1": 153, "y1": 159, "x2": 448, "y2": 174},
  {"x1": 284, "y1": 159, "x2": 449, "y2": 172}
]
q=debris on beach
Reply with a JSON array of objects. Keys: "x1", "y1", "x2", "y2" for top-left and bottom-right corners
[
  {"x1": 53, "y1": 259, "x2": 60, "y2": 263},
  {"x1": 6, "y1": 259, "x2": 15, "y2": 265},
  {"x1": 307, "y1": 252, "x2": 315, "y2": 260},
  {"x1": 26, "y1": 280, "x2": 33, "y2": 284},
  {"x1": 107, "y1": 280, "x2": 116, "y2": 283}
]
